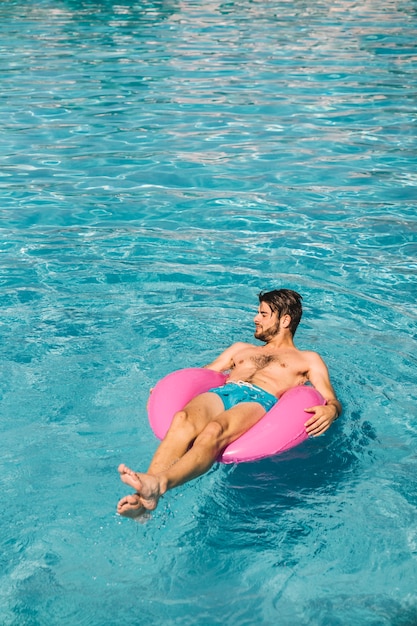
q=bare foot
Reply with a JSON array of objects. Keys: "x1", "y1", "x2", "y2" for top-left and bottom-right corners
[
  {"x1": 118, "y1": 463, "x2": 145, "y2": 492},
  {"x1": 117, "y1": 494, "x2": 147, "y2": 519},
  {"x1": 118, "y1": 464, "x2": 163, "y2": 513}
]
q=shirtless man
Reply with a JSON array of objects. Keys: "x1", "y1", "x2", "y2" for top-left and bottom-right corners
[{"x1": 117, "y1": 289, "x2": 341, "y2": 519}]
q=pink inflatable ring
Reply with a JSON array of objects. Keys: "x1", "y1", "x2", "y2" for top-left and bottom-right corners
[{"x1": 148, "y1": 368, "x2": 326, "y2": 464}]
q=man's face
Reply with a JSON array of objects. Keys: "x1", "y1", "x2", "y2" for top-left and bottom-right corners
[{"x1": 253, "y1": 302, "x2": 281, "y2": 342}]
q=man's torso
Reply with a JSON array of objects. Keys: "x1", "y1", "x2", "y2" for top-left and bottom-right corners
[{"x1": 227, "y1": 343, "x2": 312, "y2": 398}]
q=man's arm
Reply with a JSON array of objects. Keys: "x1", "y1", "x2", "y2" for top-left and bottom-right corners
[
  {"x1": 204, "y1": 342, "x2": 250, "y2": 373},
  {"x1": 304, "y1": 351, "x2": 342, "y2": 437}
]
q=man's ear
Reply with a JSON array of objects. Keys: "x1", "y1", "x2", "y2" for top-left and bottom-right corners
[{"x1": 281, "y1": 314, "x2": 291, "y2": 328}]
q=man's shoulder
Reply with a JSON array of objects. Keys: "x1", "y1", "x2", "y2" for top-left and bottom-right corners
[
  {"x1": 287, "y1": 346, "x2": 319, "y2": 359},
  {"x1": 217, "y1": 341, "x2": 254, "y2": 358},
  {"x1": 297, "y1": 349, "x2": 325, "y2": 365},
  {"x1": 229, "y1": 341, "x2": 255, "y2": 352},
  {"x1": 297, "y1": 348, "x2": 319, "y2": 355}
]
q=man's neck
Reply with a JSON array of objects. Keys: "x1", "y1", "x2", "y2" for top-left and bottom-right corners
[{"x1": 263, "y1": 333, "x2": 295, "y2": 350}]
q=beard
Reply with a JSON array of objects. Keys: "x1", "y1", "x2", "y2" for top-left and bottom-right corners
[{"x1": 254, "y1": 320, "x2": 281, "y2": 342}]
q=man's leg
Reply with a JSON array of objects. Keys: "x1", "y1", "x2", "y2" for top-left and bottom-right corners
[
  {"x1": 146, "y1": 392, "x2": 225, "y2": 475},
  {"x1": 117, "y1": 391, "x2": 225, "y2": 518},
  {"x1": 117, "y1": 401, "x2": 266, "y2": 518}
]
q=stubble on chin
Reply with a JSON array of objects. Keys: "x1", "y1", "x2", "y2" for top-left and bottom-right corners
[
  {"x1": 254, "y1": 322, "x2": 281, "y2": 343},
  {"x1": 254, "y1": 329, "x2": 272, "y2": 342}
]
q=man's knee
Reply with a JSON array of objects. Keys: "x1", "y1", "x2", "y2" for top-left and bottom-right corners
[
  {"x1": 171, "y1": 410, "x2": 198, "y2": 437},
  {"x1": 195, "y1": 421, "x2": 225, "y2": 451}
]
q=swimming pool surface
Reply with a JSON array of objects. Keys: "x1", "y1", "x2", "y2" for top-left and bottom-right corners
[{"x1": 1, "y1": 0, "x2": 416, "y2": 624}]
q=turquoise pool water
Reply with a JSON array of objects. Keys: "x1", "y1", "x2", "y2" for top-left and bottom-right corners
[{"x1": 1, "y1": 0, "x2": 416, "y2": 624}]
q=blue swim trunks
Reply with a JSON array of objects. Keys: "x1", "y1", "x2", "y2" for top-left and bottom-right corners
[{"x1": 208, "y1": 381, "x2": 278, "y2": 412}]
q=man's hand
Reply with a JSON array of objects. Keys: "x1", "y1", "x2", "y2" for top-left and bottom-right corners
[{"x1": 304, "y1": 404, "x2": 339, "y2": 437}]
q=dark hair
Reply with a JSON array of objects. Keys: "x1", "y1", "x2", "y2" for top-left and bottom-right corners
[{"x1": 258, "y1": 289, "x2": 303, "y2": 336}]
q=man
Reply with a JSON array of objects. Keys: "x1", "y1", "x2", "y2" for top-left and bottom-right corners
[{"x1": 117, "y1": 289, "x2": 341, "y2": 519}]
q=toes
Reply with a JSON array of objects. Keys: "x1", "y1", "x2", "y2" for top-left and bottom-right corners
[
  {"x1": 125, "y1": 494, "x2": 141, "y2": 507},
  {"x1": 117, "y1": 494, "x2": 142, "y2": 511},
  {"x1": 117, "y1": 494, "x2": 148, "y2": 519},
  {"x1": 118, "y1": 468, "x2": 142, "y2": 490}
]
